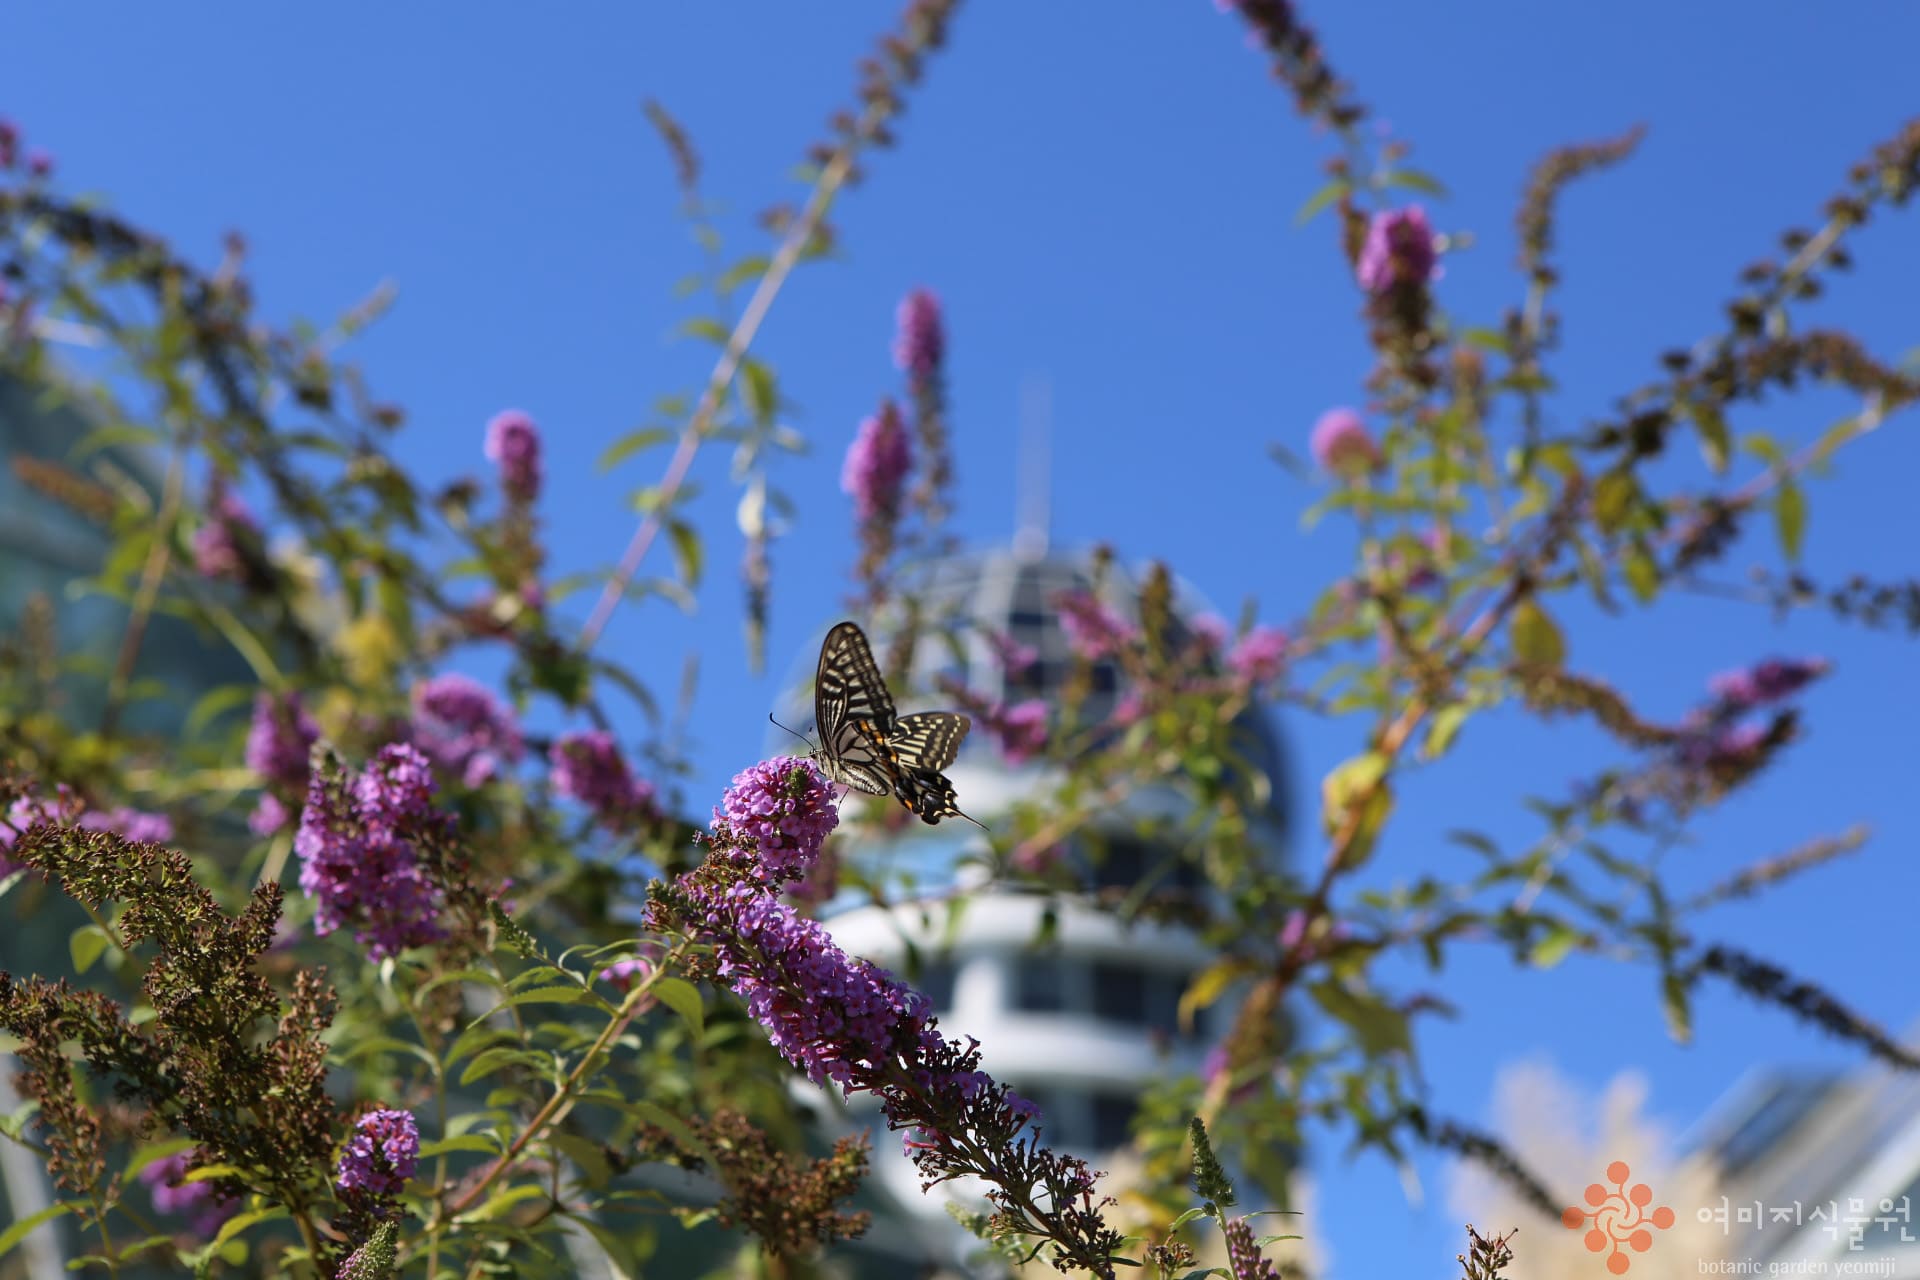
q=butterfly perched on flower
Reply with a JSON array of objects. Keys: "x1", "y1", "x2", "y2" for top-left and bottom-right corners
[{"x1": 812, "y1": 620, "x2": 983, "y2": 828}]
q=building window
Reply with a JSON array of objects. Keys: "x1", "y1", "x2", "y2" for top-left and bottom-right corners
[
  {"x1": 1091, "y1": 1092, "x2": 1137, "y2": 1151},
  {"x1": 1014, "y1": 957, "x2": 1067, "y2": 1012},
  {"x1": 1089, "y1": 962, "x2": 1187, "y2": 1036},
  {"x1": 910, "y1": 959, "x2": 956, "y2": 1013}
]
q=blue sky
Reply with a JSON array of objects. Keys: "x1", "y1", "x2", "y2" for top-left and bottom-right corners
[{"x1": 10, "y1": 3, "x2": 1920, "y2": 1275}]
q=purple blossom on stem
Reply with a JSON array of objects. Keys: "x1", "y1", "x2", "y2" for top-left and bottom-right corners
[
  {"x1": 77, "y1": 807, "x2": 174, "y2": 844},
  {"x1": 841, "y1": 400, "x2": 913, "y2": 522},
  {"x1": 246, "y1": 691, "x2": 319, "y2": 792},
  {"x1": 1054, "y1": 589, "x2": 1136, "y2": 661},
  {"x1": 0, "y1": 119, "x2": 16, "y2": 168},
  {"x1": 1356, "y1": 205, "x2": 1439, "y2": 296},
  {"x1": 1709, "y1": 657, "x2": 1829, "y2": 710},
  {"x1": 711, "y1": 756, "x2": 838, "y2": 884},
  {"x1": 1226, "y1": 627, "x2": 1289, "y2": 688},
  {"x1": 994, "y1": 699, "x2": 1050, "y2": 766},
  {"x1": 1191, "y1": 614, "x2": 1231, "y2": 655},
  {"x1": 411, "y1": 673, "x2": 524, "y2": 788},
  {"x1": 192, "y1": 476, "x2": 262, "y2": 583},
  {"x1": 1308, "y1": 407, "x2": 1381, "y2": 476},
  {"x1": 1, "y1": 785, "x2": 81, "y2": 876},
  {"x1": 25, "y1": 149, "x2": 52, "y2": 180},
  {"x1": 598, "y1": 955, "x2": 658, "y2": 1012},
  {"x1": 296, "y1": 744, "x2": 448, "y2": 960},
  {"x1": 893, "y1": 288, "x2": 945, "y2": 385},
  {"x1": 336, "y1": 1108, "x2": 420, "y2": 1196},
  {"x1": 1223, "y1": 1213, "x2": 1281, "y2": 1280},
  {"x1": 139, "y1": 1150, "x2": 237, "y2": 1237},
  {"x1": 484, "y1": 409, "x2": 543, "y2": 504},
  {"x1": 550, "y1": 731, "x2": 657, "y2": 829},
  {"x1": 986, "y1": 631, "x2": 1039, "y2": 678},
  {"x1": 648, "y1": 762, "x2": 1121, "y2": 1268}
]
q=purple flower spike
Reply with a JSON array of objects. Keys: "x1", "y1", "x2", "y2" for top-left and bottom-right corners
[{"x1": 337, "y1": 1108, "x2": 420, "y2": 1196}]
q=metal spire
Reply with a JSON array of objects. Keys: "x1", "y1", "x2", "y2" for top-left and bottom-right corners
[{"x1": 1013, "y1": 373, "x2": 1051, "y2": 561}]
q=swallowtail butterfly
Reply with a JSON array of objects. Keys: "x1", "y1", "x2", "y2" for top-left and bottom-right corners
[{"x1": 812, "y1": 621, "x2": 983, "y2": 828}]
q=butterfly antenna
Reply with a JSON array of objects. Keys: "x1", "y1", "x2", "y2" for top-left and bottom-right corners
[
  {"x1": 955, "y1": 807, "x2": 990, "y2": 833},
  {"x1": 768, "y1": 713, "x2": 817, "y2": 751}
]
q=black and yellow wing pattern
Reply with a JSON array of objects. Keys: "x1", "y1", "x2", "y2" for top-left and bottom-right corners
[{"x1": 810, "y1": 621, "x2": 984, "y2": 828}]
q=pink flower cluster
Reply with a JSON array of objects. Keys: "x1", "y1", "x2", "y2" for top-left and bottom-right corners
[
  {"x1": 484, "y1": 410, "x2": 542, "y2": 504},
  {"x1": 550, "y1": 730, "x2": 657, "y2": 829},
  {"x1": 1356, "y1": 205, "x2": 1438, "y2": 296},
  {"x1": 411, "y1": 673, "x2": 525, "y2": 788},
  {"x1": 841, "y1": 400, "x2": 913, "y2": 521}
]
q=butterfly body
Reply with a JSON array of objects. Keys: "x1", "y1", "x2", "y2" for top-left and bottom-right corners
[{"x1": 811, "y1": 621, "x2": 982, "y2": 828}]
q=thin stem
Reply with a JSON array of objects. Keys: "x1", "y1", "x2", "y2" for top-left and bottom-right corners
[
  {"x1": 579, "y1": 144, "x2": 858, "y2": 653},
  {"x1": 101, "y1": 440, "x2": 187, "y2": 738}
]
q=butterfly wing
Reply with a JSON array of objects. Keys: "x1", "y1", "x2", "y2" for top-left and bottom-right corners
[
  {"x1": 892, "y1": 711, "x2": 971, "y2": 773},
  {"x1": 893, "y1": 765, "x2": 984, "y2": 828},
  {"x1": 813, "y1": 621, "x2": 901, "y2": 796}
]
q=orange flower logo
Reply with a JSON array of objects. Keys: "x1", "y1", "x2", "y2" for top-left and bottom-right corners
[{"x1": 1561, "y1": 1160, "x2": 1675, "y2": 1274}]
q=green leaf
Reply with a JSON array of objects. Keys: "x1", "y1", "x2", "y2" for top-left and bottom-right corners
[
  {"x1": 184, "y1": 684, "x2": 257, "y2": 740},
  {"x1": 597, "y1": 427, "x2": 674, "y2": 473},
  {"x1": 0, "y1": 1201, "x2": 73, "y2": 1258},
  {"x1": 1688, "y1": 401, "x2": 1731, "y2": 473},
  {"x1": 418, "y1": 1134, "x2": 501, "y2": 1158},
  {"x1": 570, "y1": 1215, "x2": 641, "y2": 1280},
  {"x1": 209, "y1": 1205, "x2": 288, "y2": 1252},
  {"x1": 1293, "y1": 178, "x2": 1350, "y2": 226},
  {"x1": 716, "y1": 254, "x2": 772, "y2": 295},
  {"x1": 1623, "y1": 542, "x2": 1660, "y2": 604},
  {"x1": 667, "y1": 520, "x2": 703, "y2": 589},
  {"x1": 677, "y1": 317, "x2": 728, "y2": 344},
  {"x1": 70, "y1": 925, "x2": 112, "y2": 974},
  {"x1": 504, "y1": 986, "x2": 597, "y2": 1011},
  {"x1": 1592, "y1": 471, "x2": 1637, "y2": 534},
  {"x1": 1509, "y1": 599, "x2": 1567, "y2": 668},
  {"x1": 1422, "y1": 705, "x2": 1469, "y2": 762},
  {"x1": 1775, "y1": 482, "x2": 1807, "y2": 562},
  {"x1": 1307, "y1": 980, "x2": 1412, "y2": 1056},
  {"x1": 1662, "y1": 971, "x2": 1693, "y2": 1044},
  {"x1": 1529, "y1": 923, "x2": 1581, "y2": 969},
  {"x1": 1178, "y1": 960, "x2": 1248, "y2": 1034},
  {"x1": 454, "y1": 1183, "x2": 549, "y2": 1225},
  {"x1": 739, "y1": 359, "x2": 777, "y2": 423},
  {"x1": 459, "y1": 1047, "x2": 552, "y2": 1087},
  {"x1": 651, "y1": 977, "x2": 705, "y2": 1039},
  {"x1": 1379, "y1": 167, "x2": 1448, "y2": 197},
  {"x1": 551, "y1": 1131, "x2": 613, "y2": 1189},
  {"x1": 71, "y1": 423, "x2": 163, "y2": 462}
]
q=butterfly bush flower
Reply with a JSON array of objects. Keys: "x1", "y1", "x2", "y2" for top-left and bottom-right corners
[
  {"x1": 77, "y1": 807, "x2": 174, "y2": 844},
  {"x1": 335, "y1": 1223, "x2": 398, "y2": 1280},
  {"x1": 296, "y1": 744, "x2": 448, "y2": 959},
  {"x1": 1222, "y1": 1213, "x2": 1281, "y2": 1280},
  {"x1": 1309, "y1": 407, "x2": 1381, "y2": 476},
  {"x1": 841, "y1": 400, "x2": 913, "y2": 521},
  {"x1": 192, "y1": 476, "x2": 263, "y2": 584},
  {"x1": 645, "y1": 762, "x2": 1120, "y2": 1266},
  {"x1": 139, "y1": 1150, "x2": 237, "y2": 1237},
  {"x1": 994, "y1": 699, "x2": 1050, "y2": 766},
  {"x1": 711, "y1": 756, "x2": 838, "y2": 883},
  {"x1": 0, "y1": 119, "x2": 16, "y2": 169},
  {"x1": 1709, "y1": 657, "x2": 1829, "y2": 710},
  {"x1": 893, "y1": 288, "x2": 945, "y2": 385},
  {"x1": 247, "y1": 691, "x2": 319, "y2": 790},
  {"x1": 598, "y1": 954, "x2": 658, "y2": 1011},
  {"x1": 411, "y1": 673, "x2": 524, "y2": 788},
  {"x1": 1356, "y1": 205, "x2": 1439, "y2": 296},
  {"x1": 1055, "y1": 589, "x2": 1135, "y2": 661},
  {"x1": 25, "y1": 149, "x2": 52, "y2": 180},
  {"x1": 1227, "y1": 626, "x2": 1289, "y2": 688},
  {"x1": 550, "y1": 730, "x2": 657, "y2": 828},
  {"x1": 0, "y1": 785, "x2": 80, "y2": 876},
  {"x1": 484, "y1": 409, "x2": 542, "y2": 504},
  {"x1": 337, "y1": 1108, "x2": 420, "y2": 1196},
  {"x1": 987, "y1": 630, "x2": 1039, "y2": 678}
]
